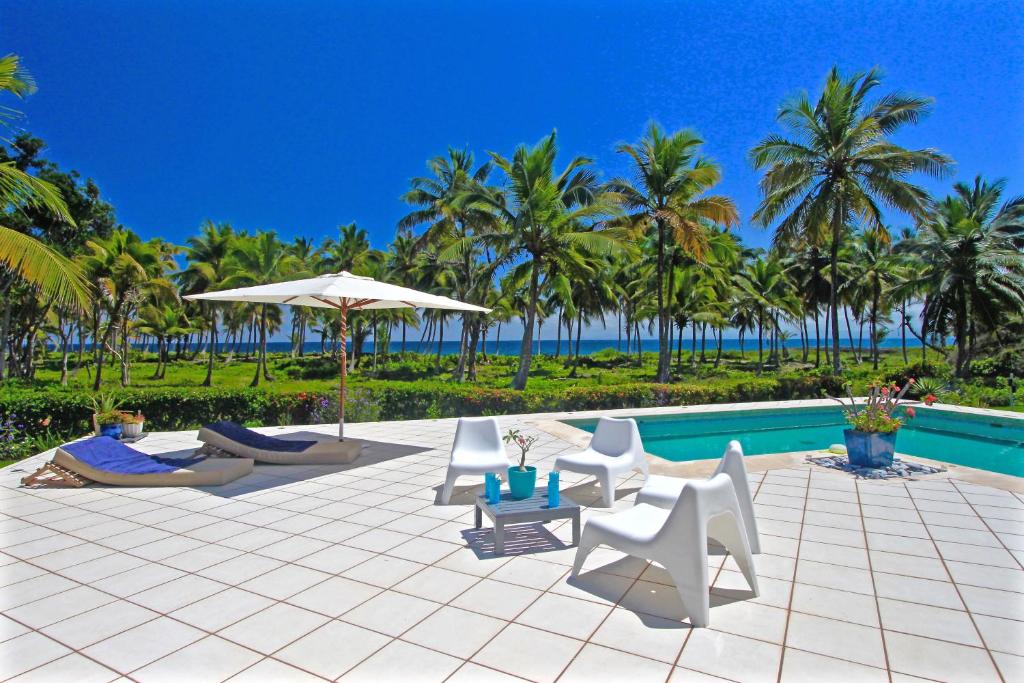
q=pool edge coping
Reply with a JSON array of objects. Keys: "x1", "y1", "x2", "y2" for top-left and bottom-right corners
[{"x1": 526, "y1": 399, "x2": 1024, "y2": 494}]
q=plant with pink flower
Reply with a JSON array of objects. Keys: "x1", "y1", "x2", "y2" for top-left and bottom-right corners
[{"x1": 502, "y1": 428, "x2": 539, "y2": 471}]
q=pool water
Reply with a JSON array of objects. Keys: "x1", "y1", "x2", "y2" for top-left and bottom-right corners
[{"x1": 564, "y1": 406, "x2": 1024, "y2": 477}]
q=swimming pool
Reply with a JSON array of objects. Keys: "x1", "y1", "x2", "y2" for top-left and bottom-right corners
[{"x1": 563, "y1": 406, "x2": 1024, "y2": 477}]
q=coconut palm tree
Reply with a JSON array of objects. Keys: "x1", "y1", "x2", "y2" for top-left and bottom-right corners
[
  {"x1": 224, "y1": 231, "x2": 300, "y2": 386},
  {"x1": 906, "y1": 176, "x2": 1024, "y2": 377},
  {"x1": 734, "y1": 256, "x2": 791, "y2": 373},
  {"x1": 400, "y1": 148, "x2": 494, "y2": 381},
  {"x1": 385, "y1": 230, "x2": 421, "y2": 356},
  {"x1": 136, "y1": 303, "x2": 190, "y2": 379},
  {"x1": 178, "y1": 220, "x2": 235, "y2": 385},
  {"x1": 0, "y1": 54, "x2": 89, "y2": 310},
  {"x1": 607, "y1": 123, "x2": 738, "y2": 382},
  {"x1": 750, "y1": 66, "x2": 952, "y2": 375},
  {"x1": 79, "y1": 229, "x2": 176, "y2": 388},
  {"x1": 476, "y1": 131, "x2": 623, "y2": 389}
]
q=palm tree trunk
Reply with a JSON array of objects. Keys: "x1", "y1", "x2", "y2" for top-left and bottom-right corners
[
  {"x1": 714, "y1": 327, "x2": 724, "y2": 368},
  {"x1": 813, "y1": 309, "x2": 821, "y2": 367},
  {"x1": 0, "y1": 293, "x2": 10, "y2": 383},
  {"x1": 467, "y1": 318, "x2": 482, "y2": 381},
  {"x1": 436, "y1": 315, "x2": 444, "y2": 371},
  {"x1": 844, "y1": 307, "x2": 859, "y2": 364},
  {"x1": 251, "y1": 304, "x2": 268, "y2": 386},
  {"x1": 676, "y1": 319, "x2": 683, "y2": 369},
  {"x1": 203, "y1": 308, "x2": 217, "y2": 387},
  {"x1": 690, "y1": 321, "x2": 697, "y2": 370},
  {"x1": 900, "y1": 301, "x2": 908, "y2": 364},
  {"x1": 655, "y1": 219, "x2": 671, "y2": 382},
  {"x1": 871, "y1": 285, "x2": 881, "y2": 370},
  {"x1": 829, "y1": 217, "x2": 842, "y2": 375},
  {"x1": 512, "y1": 258, "x2": 541, "y2": 390},
  {"x1": 555, "y1": 307, "x2": 562, "y2": 359},
  {"x1": 757, "y1": 313, "x2": 764, "y2": 374},
  {"x1": 699, "y1": 323, "x2": 707, "y2": 363}
]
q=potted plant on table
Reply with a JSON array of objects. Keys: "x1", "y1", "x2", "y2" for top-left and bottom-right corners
[
  {"x1": 503, "y1": 428, "x2": 540, "y2": 499},
  {"x1": 834, "y1": 379, "x2": 917, "y2": 468}
]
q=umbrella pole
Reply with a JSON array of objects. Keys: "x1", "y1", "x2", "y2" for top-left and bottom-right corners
[{"x1": 339, "y1": 300, "x2": 347, "y2": 440}]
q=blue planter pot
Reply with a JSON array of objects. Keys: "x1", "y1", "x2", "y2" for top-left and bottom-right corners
[
  {"x1": 507, "y1": 466, "x2": 537, "y2": 500},
  {"x1": 843, "y1": 429, "x2": 897, "y2": 468},
  {"x1": 99, "y1": 423, "x2": 123, "y2": 440}
]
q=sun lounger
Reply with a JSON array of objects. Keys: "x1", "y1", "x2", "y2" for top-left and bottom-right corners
[
  {"x1": 196, "y1": 421, "x2": 361, "y2": 464},
  {"x1": 21, "y1": 436, "x2": 253, "y2": 488}
]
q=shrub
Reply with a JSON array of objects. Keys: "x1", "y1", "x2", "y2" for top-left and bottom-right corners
[{"x1": 0, "y1": 373, "x2": 872, "y2": 442}]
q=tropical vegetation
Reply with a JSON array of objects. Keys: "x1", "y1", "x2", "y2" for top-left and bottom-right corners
[{"x1": 2, "y1": 52, "x2": 1022, "y2": 454}]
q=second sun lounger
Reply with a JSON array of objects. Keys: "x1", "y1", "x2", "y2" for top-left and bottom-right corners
[{"x1": 197, "y1": 421, "x2": 361, "y2": 464}]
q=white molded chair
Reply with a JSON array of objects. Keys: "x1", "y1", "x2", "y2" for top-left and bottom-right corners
[
  {"x1": 635, "y1": 439, "x2": 760, "y2": 553},
  {"x1": 572, "y1": 473, "x2": 759, "y2": 628},
  {"x1": 441, "y1": 417, "x2": 509, "y2": 504},
  {"x1": 554, "y1": 417, "x2": 648, "y2": 507}
]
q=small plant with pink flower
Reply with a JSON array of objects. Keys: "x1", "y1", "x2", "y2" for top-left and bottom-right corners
[{"x1": 502, "y1": 428, "x2": 539, "y2": 471}]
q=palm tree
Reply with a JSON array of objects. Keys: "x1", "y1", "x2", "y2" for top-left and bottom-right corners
[
  {"x1": 734, "y1": 256, "x2": 790, "y2": 373},
  {"x1": 385, "y1": 230, "x2": 421, "y2": 356},
  {"x1": 750, "y1": 66, "x2": 952, "y2": 375},
  {"x1": 136, "y1": 303, "x2": 190, "y2": 379},
  {"x1": 475, "y1": 131, "x2": 623, "y2": 390},
  {"x1": 0, "y1": 54, "x2": 89, "y2": 310},
  {"x1": 906, "y1": 176, "x2": 1024, "y2": 377},
  {"x1": 607, "y1": 123, "x2": 738, "y2": 382},
  {"x1": 178, "y1": 220, "x2": 234, "y2": 385},
  {"x1": 847, "y1": 227, "x2": 898, "y2": 369},
  {"x1": 400, "y1": 148, "x2": 493, "y2": 381},
  {"x1": 225, "y1": 231, "x2": 300, "y2": 386},
  {"x1": 288, "y1": 236, "x2": 320, "y2": 357},
  {"x1": 79, "y1": 229, "x2": 176, "y2": 388}
]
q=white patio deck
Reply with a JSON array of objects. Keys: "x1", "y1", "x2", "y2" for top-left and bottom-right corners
[{"x1": 1, "y1": 411, "x2": 1022, "y2": 683}]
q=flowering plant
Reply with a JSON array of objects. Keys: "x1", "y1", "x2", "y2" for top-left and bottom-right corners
[
  {"x1": 834, "y1": 379, "x2": 916, "y2": 434},
  {"x1": 502, "y1": 428, "x2": 539, "y2": 471}
]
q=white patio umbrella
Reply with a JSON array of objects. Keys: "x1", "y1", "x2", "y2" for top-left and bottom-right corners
[{"x1": 185, "y1": 271, "x2": 489, "y2": 442}]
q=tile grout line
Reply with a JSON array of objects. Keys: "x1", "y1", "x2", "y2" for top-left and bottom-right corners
[
  {"x1": 901, "y1": 481, "x2": 1007, "y2": 683},
  {"x1": 774, "y1": 467, "x2": 812, "y2": 683},
  {"x1": 946, "y1": 479, "x2": 1024, "y2": 572},
  {"x1": 852, "y1": 474, "x2": 895, "y2": 682}
]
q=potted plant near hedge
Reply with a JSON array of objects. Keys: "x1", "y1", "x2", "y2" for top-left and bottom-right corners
[
  {"x1": 835, "y1": 379, "x2": 917, "y2": 468},
  {"x1": 121, "y1": 411, "x2": 145, "y2": 438},
  {"x1": 90, "y1": 393, "x2": 143, "y2": 440},
  {"x1": 502, "y1": 428, "x2": 540, "y2": 499}
]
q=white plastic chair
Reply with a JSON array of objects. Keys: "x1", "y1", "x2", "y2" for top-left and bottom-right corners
[
  {"x1": 441, "y1": 417, "x2": 509, "y2": 504},
  {"x1": 571, "y1": 473, "x2": 759, "y2": 628},
  {"x1": 635, "y1": 440, "x2": 760, "y2": 553},
  {"x1": 554, "y1": 417, "x2": 648, "y2": 507}
]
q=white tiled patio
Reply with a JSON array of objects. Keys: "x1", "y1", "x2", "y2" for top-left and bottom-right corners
[{"x1": 1, "y1": 412, "x2": 1022, "y2": 683}]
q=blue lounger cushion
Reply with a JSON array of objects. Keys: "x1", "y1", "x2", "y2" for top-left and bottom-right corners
[
  {"x1": 203, "y1": 421, "x2": 316, "y2": 452},
  {"x1": 62, "y1": 437, "x2": 206, "y2": 474}
]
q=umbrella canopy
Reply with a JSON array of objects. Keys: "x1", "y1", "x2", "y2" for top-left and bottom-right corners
[{"x1": 186, "y1": 271, "x2": 490, "y2": 441}]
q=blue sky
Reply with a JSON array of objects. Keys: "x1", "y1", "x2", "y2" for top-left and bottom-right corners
[{"x1": 3, "y1": 1, "x2": 1022, "y2": 339}]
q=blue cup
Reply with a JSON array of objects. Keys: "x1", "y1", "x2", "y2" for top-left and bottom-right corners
[
  {"x1": 547, "y1": 471, "x2": 560, "y2": 507},
  {"x1": 485, "y1": 472, "x2": 500, "y2": 504}
]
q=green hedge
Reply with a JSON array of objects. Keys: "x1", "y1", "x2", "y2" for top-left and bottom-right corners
[{"x1": 1, "y1": 373, "x2": 844, "y2": 439}]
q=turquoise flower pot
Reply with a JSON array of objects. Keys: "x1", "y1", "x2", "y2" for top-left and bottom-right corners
[
  {"x1": 843, "y1": 429, "x2": 897, "y2": 468},
  {"x1": 507, "y1": 466, "x2": 537, "y2": 500}
]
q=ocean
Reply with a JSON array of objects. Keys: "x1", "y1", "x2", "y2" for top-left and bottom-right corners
[{"x1": 253, "y1": 337, "x2": 923, "y2": 357}]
